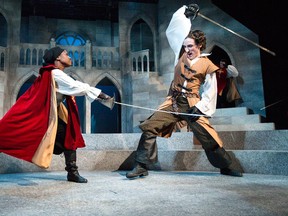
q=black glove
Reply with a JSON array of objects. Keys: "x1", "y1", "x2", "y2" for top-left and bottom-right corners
[
  {"x1": 187, "y1": 106, "x2": 203, "y2": 122},
  {"x1": 98, "y1": 92, "x2": 111, "y2": 100},
  {"x1": 184, "y1": 4, "x2": 200, "y2": 20}
]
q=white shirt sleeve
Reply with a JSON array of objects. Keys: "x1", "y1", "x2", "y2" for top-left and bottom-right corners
[
  {"x1": 195, "y1": 73, "x2": 217, "y2": 117},
  {"x1": 166, "y1": 5, "x2": 191, "y2": 65},
  {"x1": 52, "y1": 69, "x2": 101, "y2": 102},
  {"x1": 227, "y1": 65, "x2": 239, "y2": 78}
]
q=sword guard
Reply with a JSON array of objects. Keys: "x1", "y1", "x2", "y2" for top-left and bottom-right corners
[
  {"x1": 184, "y1": 4, "x2": 200, "y2": 20},
  {"x1": 97, "y1": 94, "x2": 115, "y2": 110}
]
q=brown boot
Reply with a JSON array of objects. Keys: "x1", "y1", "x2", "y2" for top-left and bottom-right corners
[
  {"x1": 64, "y1": 150, "x2": 88, "y2": 183},
  {"x1": 126, "y1": 162, "x2": 148, "y2": 179}
]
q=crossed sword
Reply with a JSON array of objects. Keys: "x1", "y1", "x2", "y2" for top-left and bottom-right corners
[{"x1": 98, "y1": 98, "x2": 209, "y2": 117}]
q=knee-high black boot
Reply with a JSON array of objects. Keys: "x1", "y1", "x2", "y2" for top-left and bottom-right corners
[
  {"x1": 204, "y1": 147, "x2": 232, "y2": 169},
  {"x1": 126, "y1": 132, "x2": 157, "y2": 179},
  {"x1": 64, "y1": 150, "x2": 88, "y2": 183},
  {"x1": 205, "y1": 147, "x2": 243, "y2": 177}
]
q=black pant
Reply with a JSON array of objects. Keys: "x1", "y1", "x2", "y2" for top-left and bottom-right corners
[
  {"x1": 53, "y1": 118, "x2": 67, "y2": 155},
  {"x1": 53, "y1": 118, "x2": 79, "y2": 171}
]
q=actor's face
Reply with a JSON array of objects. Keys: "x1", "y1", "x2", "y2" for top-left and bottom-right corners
[
  {"x1": 219, "y1": 60, "x2": 227, "y2": 68},
  {"x1": 183, "y1": 37, "x2": 201, "y2": 60},
  {"x1": 57, "y1": 50, "x2": 72, "y2": 67}
]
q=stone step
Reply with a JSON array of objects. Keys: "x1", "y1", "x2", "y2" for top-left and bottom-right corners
[
  {"x1": 213, "y1": 123, "x2": 275, "y2": 131},
  {"x1": 1, "y1": 131, "x2": 287, "y2": 175},
  {"x1": 214, "y1": 107, "x2": 251, "y2": 116},
  {"x1": 135, "y1": 113, "x2": 270, "y2": 129},
  {"x1": 209, "y1": 114, "x2": 262, "y2": 125},
  {"x1": 210, "y1": 107, "x2": 274, "y2": 130},
  {"x1": 81, "y1": 131, "x2": 288, "y2": 150},
  {"x1": 180, "y1": 122, "x2": 275, "y2": 132},
  {"x1": 1, "y1": 149, "x2": 288, "y2": 176}
]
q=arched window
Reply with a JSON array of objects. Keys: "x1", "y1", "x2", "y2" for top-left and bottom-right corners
[
  {"x1": 91, "y1": 77, "x2": 121, "y2": 133},
  {"x1": 32, "y1": 49, "x2": 37, "y2": 65},
  {"x1": 130, "y1": 19, "x2": 154, "y2": 72},
  {"x1": 26, "y1": 49, "x2": 31, "y2": 65},
  {"x1": 56, "y1": 32, "x2": 85, "y2": 46},
  {"x1": 143, "y1": 55, "x2": 148, "y2": 72},
  {"x1": 38, "y1": 49, "x2": 44, "y2": 65},
  {"x1": 55, "y1": 32, "x2": 86, "y2": 67}
]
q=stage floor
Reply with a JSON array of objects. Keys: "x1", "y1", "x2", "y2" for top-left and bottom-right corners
[{"x1": 1, "y1": 171, "x2": 287, "y2": 216}]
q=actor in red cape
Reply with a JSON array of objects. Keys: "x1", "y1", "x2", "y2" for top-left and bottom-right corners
[{"x1": 0, "y1": 46, "x2": 112, "y2": 183}]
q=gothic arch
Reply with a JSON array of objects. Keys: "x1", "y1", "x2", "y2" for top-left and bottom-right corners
[
  {"x1": 93, "y1": 72, "x2": 122, "y2": 97},
  {"x1": 0, "y1": 9, "x2": 11, "y2": 47},
  {"x1": 129, "y1": 16, "x2": 156, "y2": 46},
  {"x1": 206, "y1": 41, "x2": 236, "y2": 66},
  {"x1": 129, "y1": 17, "x2": 156, "y2": 72},
  {"x1": 91, "y1": 73, "x2": 121, "y2": 133},
  {"x1": 12, "y1": 70, "x2": 38, "y2": 103}
]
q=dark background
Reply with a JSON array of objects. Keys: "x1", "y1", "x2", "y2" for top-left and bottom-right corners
[{"x1": 212, "y1": 0, "x2": 288, "y2": 129}]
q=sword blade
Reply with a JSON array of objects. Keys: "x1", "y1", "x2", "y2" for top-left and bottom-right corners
[
  {"x1": 114, "y1": 101, "x2": 209, "y2": 117},
  {"x1": 198, "y1": 12, "x2": 276, "y2": 56}
]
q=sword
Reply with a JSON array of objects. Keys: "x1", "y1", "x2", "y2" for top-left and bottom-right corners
[
  {"x1": 114, "y1": 101, "x2": 209, "y2": 117},
  {"x1": 185, "y1": 4, "x2": 276, "y2": 56},
  {"x1": 260, "y1": 97, "x2": 288, "y2": 110},
  {"x1": 96, "y1": 97, "x2": 206, "y2": 117}
]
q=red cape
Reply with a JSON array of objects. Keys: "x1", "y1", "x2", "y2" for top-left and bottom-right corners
[
  {"x1": 0, "y1": 65, "x2": 85, "y2": 168},
  {"x1": 216, "y1": 67, "x2": 228, "y2": 95}
]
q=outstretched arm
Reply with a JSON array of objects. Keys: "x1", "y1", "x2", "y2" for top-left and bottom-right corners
[
  {"x1": 52, "y1": 69, "x2": 102, "y2": 102},
  {"x1": 166, "y1": 5, "x2": 191, "y2": 65}
]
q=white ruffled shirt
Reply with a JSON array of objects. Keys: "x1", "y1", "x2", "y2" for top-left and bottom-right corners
[{"x1": 52, "y1": 69, "x2": 101, "y2": 102}]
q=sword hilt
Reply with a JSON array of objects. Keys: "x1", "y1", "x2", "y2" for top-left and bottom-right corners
[{"x1": 184, "y1": 4, "x2": 200, "y2": 20}]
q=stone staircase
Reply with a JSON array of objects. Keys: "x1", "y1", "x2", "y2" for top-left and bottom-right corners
[
  {"x1": 212, "y1": 107, "x2": 275, "y2": 131},
  {"x1": 1, "y1": 107, "x2": 288, "y2": 176}
]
